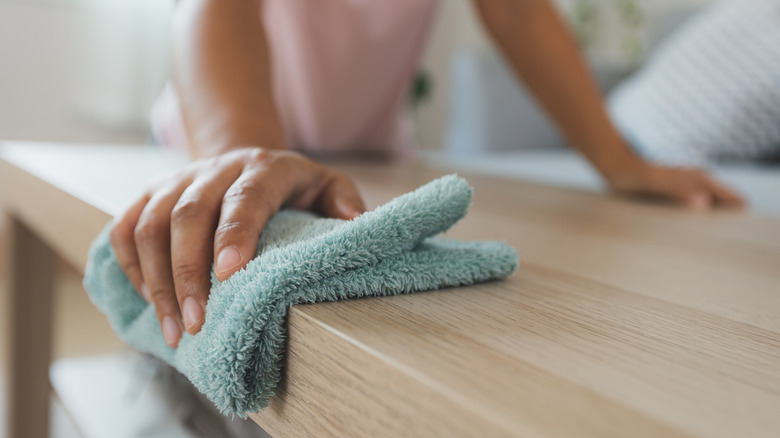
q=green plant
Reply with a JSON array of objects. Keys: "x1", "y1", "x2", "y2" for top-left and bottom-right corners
[{"x1": 566, "y1": 0, "x2": 646, "y2": 63}]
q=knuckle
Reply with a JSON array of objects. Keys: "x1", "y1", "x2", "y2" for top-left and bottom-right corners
[
  {"x1": 248, "y1": 148, "x2": 302, "y2": 169},
  {"x1": 134, "y1": 218, "x2": 165, "y2": 245},
  {"x1": 224, "y1": 183, "x2": 270, "y2": 208},
  {"x1": 215, "y1": 220, "x2": 252, "y2": 240},
  {"x1": 194, "y1": 155, "x2": 228, "y2": 175},
  {"x1": 148, "y1": 286, "x2": 175, "y2": 306},
  {"x1": 273, "y1": 150, "x2": 304, "y2": 169},
  {"x1": 171, "y1": 199, "x2": 205, "y2": 225},
  {"x1": 246, "y1": 147, "x2": 272, "y2": 164},
  {"x1": 172, "y1": 263, "x2": 201, "y2": 284},
  {"x1": 280, "y1": 149, "x2": 303, "y2": 159}
]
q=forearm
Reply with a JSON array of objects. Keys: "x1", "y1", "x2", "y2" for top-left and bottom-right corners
[
  {"x1": 173, "y1": 0, "x2": 285, "y2": 158},
  {"x1": 473, "y1": 0, "x2": 643, "y2": 177}
]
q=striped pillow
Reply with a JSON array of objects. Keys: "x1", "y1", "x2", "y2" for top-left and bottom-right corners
[{"x1": 609, "y1": 0, "x2": 780, "y2": 165}]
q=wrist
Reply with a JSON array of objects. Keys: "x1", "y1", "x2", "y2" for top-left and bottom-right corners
[
  {"x1": 211, "y1": 138, "x2": 287, "y2": 156},
  {"x1": 191, "y1": 121, "x2": 287, "y2": 158},
  {"x1": 583, "y1": 140, "x2": 646, "y2": 185}
]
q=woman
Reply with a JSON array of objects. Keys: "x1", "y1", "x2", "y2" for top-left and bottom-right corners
[{"x1": 112, "y1": 0, "x2": 743, "y2": 350}]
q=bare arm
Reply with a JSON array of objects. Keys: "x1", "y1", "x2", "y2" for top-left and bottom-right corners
[
  {"x1": 111, "y1": 0, "x2": 365, "y2": 348},
  {"x1": 173, "y1": 0, "x2": 285, "y2": 157},
  {"x1": 473, "y1": 0, "x2": 743, "y2": 209}
]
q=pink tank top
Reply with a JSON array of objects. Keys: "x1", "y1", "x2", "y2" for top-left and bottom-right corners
[{"x1": 151, "y1": 0, "x2": 438, "y2": 157}]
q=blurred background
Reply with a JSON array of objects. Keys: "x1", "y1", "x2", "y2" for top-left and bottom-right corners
[
  {"x1": 0, "y1": 0, "x2": 778, "y2": 436},
  {"x1": 0, "y1": 0, "x2": 707, "y2": 147},
  {"x1": 2, "y1": 0, "x2": 777, "y2": 209}
]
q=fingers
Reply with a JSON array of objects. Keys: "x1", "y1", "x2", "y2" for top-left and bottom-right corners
[
  {"x1": 213, "y1": 167, "x2": 288, "y2": 282},
  {"x1": 672, "y1": 172, "x2": 744, "y2": 211},
  {"x1": 637, "y1": 167, "x2": 743, "y2": 212},
  {"x1": 171, "y1": 165, "x2": 242, "y2": 335},
  {"x1": 318, "y1": 174, "x2": 366, "y2": 220},
  {"x1": 110, "y1": 195, "x2": 151, "y2": 301},
  {"x1": 703, "y1": 177, "x2": 745, "y2": 209},
  {"x1": 111, "y1": 147, "x2": 368, "y2": 348},
  {"x1": 135, "y1": 180, "x2": 191, "y2": 348},
  {"x1": 211, "y1": 153, "x2": 367, "y2": 282}
]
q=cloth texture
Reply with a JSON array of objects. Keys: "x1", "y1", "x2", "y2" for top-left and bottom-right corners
[
  {"x1": 151, "y1": 0, "x2": 439, "y2": 156},
  {"x1": 609, "y1": 0, "x2": 780, "y2": 165},
  {"x1": 83, "y1": 175, "x2": 518, "y2": 416}
]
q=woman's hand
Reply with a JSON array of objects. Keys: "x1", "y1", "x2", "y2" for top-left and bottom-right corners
[
  {"x1": 604, "y1": 161, "x2": 745, "y2": 210},
  {"x1": 109, "y1": 147, "x2": 365, "y2": 348}
]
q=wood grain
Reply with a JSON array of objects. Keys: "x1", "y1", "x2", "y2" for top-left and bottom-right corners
[{"x1": 2, "y1": 142, "x2": 779, "y2": 437}]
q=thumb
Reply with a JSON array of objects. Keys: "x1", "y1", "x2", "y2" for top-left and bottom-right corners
[{"x1": 319, "y1": 174, "x2": 366, "y2": 220}]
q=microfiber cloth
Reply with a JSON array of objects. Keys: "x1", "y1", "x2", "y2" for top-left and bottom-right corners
[{"x1": 83, "y1": 175, "x2": 518, "y2": 416}]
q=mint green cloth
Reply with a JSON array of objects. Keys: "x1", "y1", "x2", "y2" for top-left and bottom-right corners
[{"x1": 83, "y1": 175, "x2": 518, "y2": 415}]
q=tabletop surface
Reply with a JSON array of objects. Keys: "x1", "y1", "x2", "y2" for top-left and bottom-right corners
[{"x1": 2, "y1": 142, "x2": 779, "y2": 437}]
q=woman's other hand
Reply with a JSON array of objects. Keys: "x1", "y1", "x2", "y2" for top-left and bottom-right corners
[{"x1": 604, "y1": 161, "x2": 745, "y2": 211}]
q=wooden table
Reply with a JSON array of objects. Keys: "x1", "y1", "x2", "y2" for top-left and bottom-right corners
[{"x1": 2, "y1": 142, "x2": 779, "y2": 438}]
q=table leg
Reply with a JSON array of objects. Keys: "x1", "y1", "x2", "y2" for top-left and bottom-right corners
[{"x1": 7, "y1": 218, "x2": 55, "y2": 438}]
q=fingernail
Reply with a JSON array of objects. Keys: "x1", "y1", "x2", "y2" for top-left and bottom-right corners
[
  {"x1": 216, "y1": 246, "x2": 242, "y2": 274},
  {"x1": 140, "y1": 283, "x2": 151, "y2": 302},
  {"x1": 337, "y1": 200, "x2": 362, "y2": 219},
  {"x1": 162, "y1": 316, "x2": 182, "y2": 347},
  {"x1": 182, "y1": 297, "x2": 205, "y2": 331}
]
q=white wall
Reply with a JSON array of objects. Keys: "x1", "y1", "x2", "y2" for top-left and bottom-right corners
[{"x1": 0, "y1": 0, "x2": 173, "y2": 144}]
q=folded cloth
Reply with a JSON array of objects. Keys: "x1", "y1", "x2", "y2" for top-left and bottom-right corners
[{"x1": 83, "y1": 175, "x2": 518, "y2": 416}]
